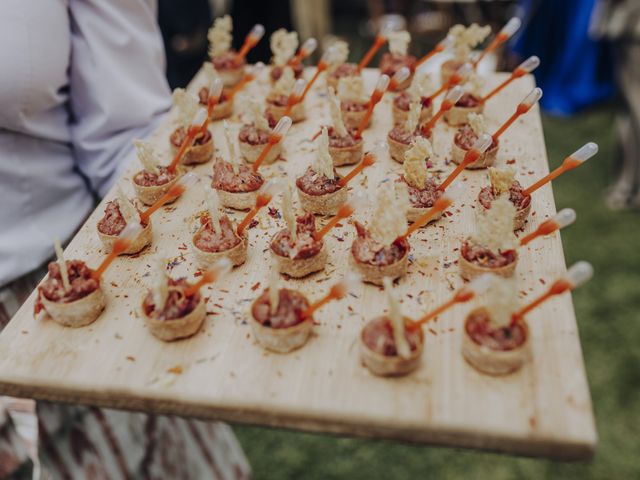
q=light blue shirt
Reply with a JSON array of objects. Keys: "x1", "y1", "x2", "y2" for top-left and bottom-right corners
[{"x1": 0, "y1": 0, "x2": 171, "y2": 287}]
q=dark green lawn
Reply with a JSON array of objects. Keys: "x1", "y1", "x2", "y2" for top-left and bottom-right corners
[{"x1": 233, "y1": 105, "x2": 640, "y2": 479}]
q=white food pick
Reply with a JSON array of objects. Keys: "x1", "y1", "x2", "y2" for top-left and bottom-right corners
[
  {"x1": 382, "y1": 277, "x2": 411, "y2": 359},
  {"x1": 328, "y1": 87, "x2": 348, "y2": 137},
  {"x1": 388, "y1": 30, "x2": 411, "y2": 56},
  {"x1": 313, "y1": 128, "x2": 335, "y2": 179},
  {"x1": 53, "y1": 239, "x2": 70, "y2": 292},
  {"x1": 133, "y1": 139, "x2": 159, "y2": 173},
  {"x1": 208, "y1": 15, "x2": 233, "y2": 57},
  {"x1": 271, "y1": 28, "x2": 298, "y2": 66}
]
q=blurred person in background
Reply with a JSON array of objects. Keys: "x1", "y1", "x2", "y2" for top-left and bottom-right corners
[
  {"x1": 0, "y1": 1, "x2": 248, "y2": 478},
  {"x1": 592, "y1": 0, "x2": 640, "y2": 209}
]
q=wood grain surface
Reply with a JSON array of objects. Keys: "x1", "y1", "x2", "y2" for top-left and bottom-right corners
[{"x1": 0, "y1": 68, "x2": 596, "y2": 459}]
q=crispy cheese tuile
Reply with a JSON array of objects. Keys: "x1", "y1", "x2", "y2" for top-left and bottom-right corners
[
  {"x1": 474, "y1": 196, "x2": 517, "y2": 251},
  {"x1": 313, "y1": 128, "x2": 335, "y2": 179},
  {"x1": 172, "y1": 88, "x2": 199, "y2": 130},
  {"x1": 328, "y1": 87, "x2": 348, "y2": 137},
  {"x1": 271, "y1": 28, "x2": 298, "y2": 66},
  {"x1": 53, "y1": 239, "x2": 70, "y2": 292},
  {"x1": 485, "y1": 277, "x2": 519, "y2": 328},
  {"x1": 488, "y1": 167, "x2": 515, "y2": 195},
  {"x1": 133, "y1": 139, "x2": 159, "y2": 173},
  {"x1": 271, "y1": 66, "x2": 296, "y2": 97},
  {"x1": 202, "y1": 62, "x2": 221, "y2": 91},
  {"x1": 327, "y1": 40, "x2": 349, "y2": 67},
  {"x1": 403, "y1": 137, "x2": 433, "y2": 189},
  {"x1": 465, "y1": 71, "x2": 485, "y2": 96},
  {"x1": 369, "y1": 184, "x2": 409, "y2": 245},
  {"x1": 206, "y1": 189, "x2": 221, "y2": 236},
  {"x1": 268, "y1": 264, "x2": 280, "y2": 314},
  {"x1": 405, "y1": 98, "x2": 422, "y2": 133},
  {"x1": 448, "y1": 23, "x2": 492, "y2": 62},
  {"x1": 152, "y1": 258, "x2": 169, "y2": 313},
  {"x1": 382, "y1": 277, "x2": 411, "y2": 359},
  {"x1": 467, "y1": 112, "x2": 486, "y2": 137},
  {"x1": 408, "y1": 71, "x2": 434, "y2": 100},
  {"x1": 208, "y1": 15, "x2": 233, "y2": 57},
  {"x1": 223, "y1": 121, "x2": 239, "y2": 174},
  {"x1": 248, "y1": 98, "x2": 269, "y2": 131},
  {"x1": 282, "y1": 184, "x2": 297, "y2": 244},
  {"x1": 116, "y1": 186, "x2": 139, "y2": 223},
  {"x1": 337, "y1": 76, "x2": 366, "y2": 103},
  {"x1": 388, "y1": 30, "x2": 411, "y2": 56}
]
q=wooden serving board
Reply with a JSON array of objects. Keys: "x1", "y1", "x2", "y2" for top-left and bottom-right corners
[{"x1": 0, "y1": 69, "x2": 596, "y2": 459}]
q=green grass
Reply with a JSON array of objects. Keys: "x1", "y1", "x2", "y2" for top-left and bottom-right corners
[{"x1": 232, "y1": 104, "x2": 640, "y2": 479}]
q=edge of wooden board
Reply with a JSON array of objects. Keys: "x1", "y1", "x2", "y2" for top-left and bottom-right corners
[{"x1": 0, "y1": 375, "x2": 596, "y2": 460}]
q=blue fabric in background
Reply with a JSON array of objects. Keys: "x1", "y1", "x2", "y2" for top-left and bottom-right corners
[{"x1": 512, "y1": 0, "x2": 614, "y2": 116}]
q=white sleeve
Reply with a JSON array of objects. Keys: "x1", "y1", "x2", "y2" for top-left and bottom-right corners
[{"x1": 68, "y1": 0, "x2": 171, "y2": 197}]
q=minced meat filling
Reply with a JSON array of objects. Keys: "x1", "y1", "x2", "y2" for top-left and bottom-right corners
[
  {"x1": 211, "y1": 158, "x2": 264, "y2": 193},
  {"x1": 296, "y1": 166, "x2": 342, "y2": 196},
  {"x1": 461, "y1": 240, "x2": 517, "y2": 268},
  {"x1": 252, "y1": 288, "x2": 310, "y2": 329},
  {"x1": 340, "y1": 100, "x2": 368, "y2": 112},
  {"x1": 143, "y1": 278, "x2": 201, "y2": 321},
  {"x1": 328, "y1": 126, "x2": 360, "y2": 148},
  {"x1": 394, "y1": 91, "x2": 431, "y2": 111},
  {"x1": 361, "y1": 316, "x2": 422, "y2": 357},
  {"x1": 388, "y1": 125, "x2": 419, "y2": 145},
  {"x1": 266, "y1": 93, "x2": 289, "y2": 108},
  {"x1": 329, "y1": 63, "x2": 359, "y2": 81},
  {"x1": 39, "y1": 260, "x2": 99, "y2": 303},
  {"x1": 198, "y1": 87, "x2": 230, "y2": 106},
  {"x1": 270, "y1": 213, "x2": 323, "y2": 260},
  {"x1": 455, "y1": 93, "x2": 481, "y2": 108},
  {"x1": 239, "y1": 124, "x2": 269, "y2": 146},
  {"x1": 211, "y1": 50, "x2": 243, "y2": 70},
  {"x1": 351, "y1": 221, "x2": 409, "y2": 267},
  {"x1": 194, "y1": 215, "x2": 242, "y2": 253},
  {"x1": 97, "y1": 201, "x2": 127, "y2": 236},
  {"x1": 270, "y1": 63, "x2": 303, "y2": 83},
  {"x1": 454, "y1": 124, "x2": 498, "y2": 151},
  {"x1": 379, "y1": 53, "x2": 417, "y2": 78},
  {"x1": 170, "y1": 126, "x2": 212, "y2": 148},
  {"x1": 466, "y1": 309, "x2": 527, "y2": 351},
  {"x1": 478, "y1": 181, "x2": 531, "y2": 211},
  {"x1": 399, "y1": 176, "x2": 442, "y2": 209},
  {"x1": 133, "y1": 166, "x2": 177, "y2": 187}
]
